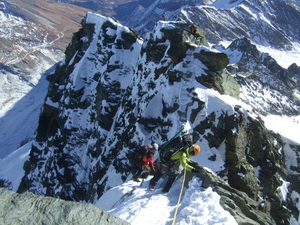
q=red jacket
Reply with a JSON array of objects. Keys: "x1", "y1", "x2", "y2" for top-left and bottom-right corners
[
  {"x1": 142, "y1": 155, "x2": 156, "y2": 172},
  {"x1": 190, "y1": 25, "x2": 197, "y2": 34}
]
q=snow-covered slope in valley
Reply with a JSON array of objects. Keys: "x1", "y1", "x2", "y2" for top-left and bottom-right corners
[
  {"x1": 0, "y1": 0, "x2": 87, "y2": 158},
  {"x1": 0, "y1": 71, "x2": 50, "y2": 159},
  {"x1": 0, "y1": 10, "x2": 56, "y2": 158}
]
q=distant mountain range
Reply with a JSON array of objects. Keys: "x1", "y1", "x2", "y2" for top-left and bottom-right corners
[
  {"x1": 125, "y1": 0, "x2": 300, "y2": 55},
  {"x1": 49, "y1": 0, "x2": 154, "y2": 18}
]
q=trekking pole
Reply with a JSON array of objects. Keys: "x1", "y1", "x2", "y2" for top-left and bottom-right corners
[
  {"x1": 139, "y1": 179, "x2": 144, "y2": 187},
  {"x1": 160, "y1": 127, "x2": 184, "y2": 151}
]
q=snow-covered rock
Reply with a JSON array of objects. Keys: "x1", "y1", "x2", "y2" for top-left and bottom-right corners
[{"x1": 14, "y1": 12, "x2": 300, "y2": 224}]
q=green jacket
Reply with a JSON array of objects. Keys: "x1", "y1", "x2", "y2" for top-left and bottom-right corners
[{"x1": 169, "y1": 147, "x2": 194, "y2": 172}]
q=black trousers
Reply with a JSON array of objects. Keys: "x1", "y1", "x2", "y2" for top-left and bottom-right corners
[
  {"x1": 133, "y1": 169, "x2": 150, "y2": 179},
  {"x1": 149, "y1": 170, "x2": 177, "y2": 192}
]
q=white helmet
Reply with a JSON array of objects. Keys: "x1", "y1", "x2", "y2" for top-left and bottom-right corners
[{"x1": 153, "y1": 143, "x2": 159, "y2": 151}]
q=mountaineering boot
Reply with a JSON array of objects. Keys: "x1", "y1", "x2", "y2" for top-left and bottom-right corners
[
  {"x1": 148, "y1": 185, "x2": 154, "y2": 190},
  {"x1": 162, "y1": 188, "x2": 169, "y2": 193},
  {"x1": 133, "y1": 177, "x2": 140, "y2": 182}
]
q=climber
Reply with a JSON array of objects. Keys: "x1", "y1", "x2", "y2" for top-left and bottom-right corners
[
  {"x1": 189, "y1": 24, "x2": 198, "y2": 37},
  {"x1": 162, "y1": 13, "x2": 166, "y2": 21},
  {"x1": 132, "y1": 144, "x2": 158, "y2": 182},
  {"x1": 148, "y1": 144, "x2": 201, "y2": 193}
]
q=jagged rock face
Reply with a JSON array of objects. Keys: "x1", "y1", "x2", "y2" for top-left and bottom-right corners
[
  {"x1": 19, "y1": 14, "x2": 236, "y2": 200},
  {"x1": 18, "y1": 12, "x2": 299, "y2": 224},
  {"x1": 226, "y1": 37, "x2": 300, "y2": 116},
  {"x1": 195, "y1": 108, "x2": 292, "y2": 224},
  {"x1": 19, "y1": 14, "x2": 144, "y2": 200},
  {"x1": 0, "y1": 188, "x2": 129, "y2": 225},
  {"x1": 186, "y1": 102, "x2": 298, "y2": 224}
]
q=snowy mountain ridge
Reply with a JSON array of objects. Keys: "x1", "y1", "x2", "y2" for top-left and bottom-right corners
[
  {"x1": 125, "y1": 0, "x2": 300, "y2": 69},
  {"x1": 10, "y1": 10, "x2": 299, "y2": 224},
  {"x1": 96, "y1": 177, "x2": 238, "y2": 225},
  {"x1": 0, "y1": 0, "x2": 300, "y2": 224}
]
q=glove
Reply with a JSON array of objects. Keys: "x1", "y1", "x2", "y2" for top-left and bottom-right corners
[
  {"x1": 189, "y1": 160, "x2": 198, "y2": 166},
  {"x1": 192, "y1": 168, "x2": 201, "y2": 173},
  {"x1": 142, "y1": 164, "x2": 150, "y2": 172}
]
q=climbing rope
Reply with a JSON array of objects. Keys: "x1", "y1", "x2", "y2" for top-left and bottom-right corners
[{"x1": 171, "y1": 164, "x2": 187, "y2": 225}]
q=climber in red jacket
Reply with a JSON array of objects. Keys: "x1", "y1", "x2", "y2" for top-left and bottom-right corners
[
  {"x1": 190, "y1": 24, "x2": 200, "y2": 38},
  {"x1": 132, "y1": 144, "x2": 158, "y2": 182}
]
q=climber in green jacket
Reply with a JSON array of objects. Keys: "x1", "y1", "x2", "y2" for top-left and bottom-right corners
[{"x1": 148, "y1": 144, "x2": 201, "y2": 193}]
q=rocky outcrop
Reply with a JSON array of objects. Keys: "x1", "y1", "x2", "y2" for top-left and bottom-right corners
[
  {"x1": 185, "y1": 170, "x2": 274, "y2": 225},
  {"x1": 0, "y1": 188, "x2": 129, "y2": 225},
  {"x1": 227, "y1": 37, "x2": 300, "y2": 116},
  {"x1": 194, "y1": 50, "x2": 240, "y2": 98},
  {"x1": 192, "y1": 108, "x2": 292, "y2": 225},
  {"x1": 144, "y1": 21, "x2": 240, "y2": 98}
]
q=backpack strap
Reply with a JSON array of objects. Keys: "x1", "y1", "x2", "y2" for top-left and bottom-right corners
[{"x1": 159, "y1": 127, "x2": 184, "y2": 151}]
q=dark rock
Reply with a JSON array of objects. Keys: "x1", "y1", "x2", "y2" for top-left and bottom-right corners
[
  {"x1": 185, "y1": 168, "x2": 273, "y2": 225},
  {"x1": 193, "y1": 50, "x2": 240, "y2": 98},
  {"x1": 160, "y1": 21, "x2": 209, "y2": 64}
]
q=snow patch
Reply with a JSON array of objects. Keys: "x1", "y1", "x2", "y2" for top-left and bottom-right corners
[
  {"x1": 96, "y1": 176, "x2": 237, "y2": 225},
  {"x1": 0, "y1": 142, "x2": 31, "y2": 191},
  {"x1": 211, "y1": 0, "x2": 245, "y2": 9},
  {"x1": 262, "y1": 115, "x2": 300, "y2": 144}
]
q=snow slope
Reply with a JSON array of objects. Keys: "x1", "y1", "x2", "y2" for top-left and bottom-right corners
[
  {"x1": 0, "y1": 68, "x2": 52, "y2": 159},
  {"x1": 0, "y1": 9, "x2": 63, "y2": 159},
  {"x1": 96, "y1": 177, "x2": 237, "y2": 225},
  {"x1": 0, "y1": 142, "x2": 31, "y2": 191}
]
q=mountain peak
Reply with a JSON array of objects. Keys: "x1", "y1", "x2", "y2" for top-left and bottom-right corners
[{"x1": 14, "y1": 10, "x2": 300, "y2": 224}]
